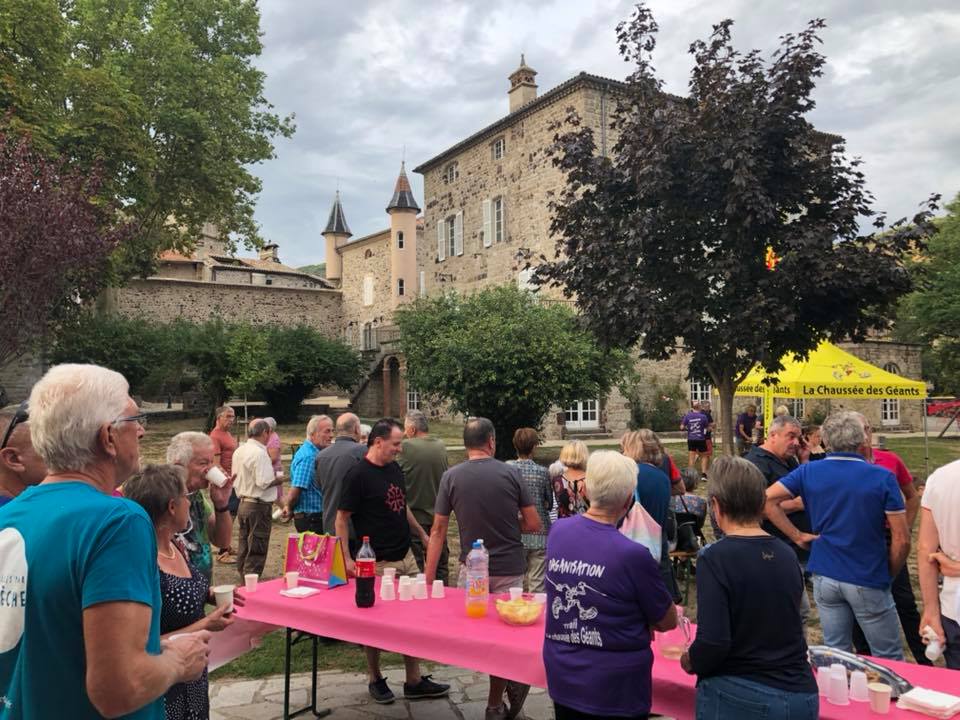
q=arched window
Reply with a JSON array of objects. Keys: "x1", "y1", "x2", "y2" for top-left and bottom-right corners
[{"x1": 364, "y1": 249, "x2": 373, "y2": 259}]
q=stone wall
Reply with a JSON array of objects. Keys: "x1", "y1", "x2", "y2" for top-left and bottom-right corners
[
  {"x1": 0, "y1": 352, "x2": 46, "y2": 404},
  {"x1": 338, "y1": 233, "x2": 394, "y2": 346},
  {"x1": 107, "y1": 278, "x2": 344, "y2": 335}
]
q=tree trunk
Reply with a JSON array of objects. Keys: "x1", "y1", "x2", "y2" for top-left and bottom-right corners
[{"x1": 717, "y1": 376, "x2": 737, "y2": 456}]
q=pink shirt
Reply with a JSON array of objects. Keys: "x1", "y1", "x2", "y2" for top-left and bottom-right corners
[
  {"x1": 209, "y1": 427, "x2": 238, "y2": 474},
  {"x1": 267, "y1": 431, "x2": 282, "y2": 473}
]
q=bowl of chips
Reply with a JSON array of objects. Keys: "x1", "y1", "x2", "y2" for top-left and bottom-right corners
[{"x1": 495, "y1": 595, "x2": 546, "y2": 626}]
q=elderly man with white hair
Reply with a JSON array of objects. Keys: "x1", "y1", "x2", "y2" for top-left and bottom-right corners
[
  {"x1": 544, "y1": 450, "x2": 677, "y2": 720},
  {"x1": 166, "y1": 431, "x2": 236, "y2": 582},
  {"x1": 0, "y1": 364, "x2": 209, "y2": 719},
  {"x1": 765, "y1": 410, "x2": 910, "y2": 659}
]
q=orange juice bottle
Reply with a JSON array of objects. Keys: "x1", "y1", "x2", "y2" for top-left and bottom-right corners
[{"x1": 464, "y1": 540, "x2": 489, "y2": 618}]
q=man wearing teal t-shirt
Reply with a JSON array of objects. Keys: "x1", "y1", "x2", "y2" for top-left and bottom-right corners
[{"x1": 0, "y1": 364, "x2": 210, "y2": 719}]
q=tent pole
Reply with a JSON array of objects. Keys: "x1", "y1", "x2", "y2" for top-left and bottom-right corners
[{"x1": 923, "y1": 398, "x2": 930, "y2": 481}]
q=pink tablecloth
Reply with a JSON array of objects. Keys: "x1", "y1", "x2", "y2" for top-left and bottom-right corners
[{"x1": 237, "y1": 579, "x2": 959, "y2": 719}]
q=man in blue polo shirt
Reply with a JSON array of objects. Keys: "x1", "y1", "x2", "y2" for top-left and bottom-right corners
[
  {"x1": 282, "y1": 415, "x2": 333, "y2": 533},
  {"x1": 764, "y1": 410, "x2": 909, "y2": 659}
]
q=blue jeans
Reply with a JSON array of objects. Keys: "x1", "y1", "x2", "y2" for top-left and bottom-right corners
[
  {"x1": 812, "y1": 575, "x2": 904, "y2": 660},
  {"x1": 696, "y1": 676, "x2": 818, "y2": 720}
]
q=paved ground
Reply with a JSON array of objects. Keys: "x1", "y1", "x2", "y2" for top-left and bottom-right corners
[{"x1": 210, "y1": 665, "x2": 556, "y2": 720}]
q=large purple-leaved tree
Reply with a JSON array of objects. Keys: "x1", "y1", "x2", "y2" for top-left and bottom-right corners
[
  {"x1": 0, "y1": 132, "x2": 131, "y2": 370},
  {"x1": 536, "y1": 5, "x2": 939, "y2": 452}
]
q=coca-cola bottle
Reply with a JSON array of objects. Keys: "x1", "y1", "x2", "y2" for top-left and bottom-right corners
[{"x1": 355, "y1": 536, "x2": 376, "y2": 608}]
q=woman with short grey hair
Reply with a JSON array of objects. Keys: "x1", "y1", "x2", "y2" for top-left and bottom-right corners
[
  {"x1": 544, "y1": 451, "x2": 677, "y2": 719},
  {"x1": 682, "y1": 456, "x2": 817, "y2": 719},
  {"x1": 125, "y1": 464, "x2": 237, "y2": 720}
]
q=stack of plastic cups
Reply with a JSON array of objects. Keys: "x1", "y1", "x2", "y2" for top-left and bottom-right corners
[
  {"x1": 414, "y1": 579, "x2": 428, "y2": 600},
  {"x1": 398, "y1": 576, "x2": 414, "y2": 601},
  {"x1": 827, "y1": 664, "x2": 849, "y2": 706},
  {"x1": 380, "y1": 575, "x2": 396, "y2": 601},
  {"x1": 815, "y1": 667, "x2": 831, "y2": 697},
  {"x1": 431, "y1": 580, "x2": 445, "y2": 598},
  {"x1": 849, "y1": 671, "x2": 869, "y2": 702}
]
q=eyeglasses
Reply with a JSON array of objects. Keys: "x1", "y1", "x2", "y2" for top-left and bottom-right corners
[
  {"x1": 112, "y1": 413, "x2": 149, "y2": 429},
  {"x1": 1, "y1": 402, "x2": 29, "y2": 450}
]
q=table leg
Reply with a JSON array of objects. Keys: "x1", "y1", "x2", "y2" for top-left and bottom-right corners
[{"x1": 284, "y1": 629, "x2": 330, "y2": 719}]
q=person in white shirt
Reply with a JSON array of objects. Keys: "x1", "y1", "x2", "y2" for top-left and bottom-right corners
[
  {"x1": 918, "y1": 457, "x2": 960, "y2": 669},
  {"x1": 232, "y1": 419, "x2": 282, "y2": 579}
]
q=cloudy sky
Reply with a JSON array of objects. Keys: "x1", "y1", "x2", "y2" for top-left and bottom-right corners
[{"x1": 250, "y1": 0, "x2": 960, "y2": 268}]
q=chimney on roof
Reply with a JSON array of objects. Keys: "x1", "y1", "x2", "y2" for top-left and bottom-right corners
[
  {"x1": 508, "y1": 54, "x2": 538, "y2": 113},
  {"x1": 259, "y1": 243, "x2": 279, "y2": 263}
]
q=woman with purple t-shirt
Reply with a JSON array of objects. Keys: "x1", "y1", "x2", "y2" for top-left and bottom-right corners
[{"x1": 544, "y1": 451, "x2": 677, "y2": 720}]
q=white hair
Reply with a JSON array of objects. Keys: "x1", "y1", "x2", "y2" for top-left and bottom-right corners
[
  {"x1": 306, "y1": 414, "x2": 332, "y2": 436},
  {"x1": 264, "y1": 417, "x2": 277, "y2": 430},
  {"x1": 548, "y1": 461, "x2": 566, "y2": 480},
  {"x1": 28, "y1": 364, "x2": 130, "y2": 473},
  {"x1": 584, "y1": 450, "x2": 638, "y2": 512},
  {"x1": 359, "y1": 423, "x2": 372, "y2": 437},
  {"x1": 822, "y1": 411, "x2": 867, "y2": 453},
  {"x1": 166, "y1": 431, "x2": 214, "y2": 466}
]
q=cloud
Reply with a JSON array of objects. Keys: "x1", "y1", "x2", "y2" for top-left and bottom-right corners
[{"x1": 250, "y1": 0, "x2": 960, "y2": 268}]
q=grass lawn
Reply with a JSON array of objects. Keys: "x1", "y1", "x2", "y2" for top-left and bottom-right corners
[{"x1": 135, "y1": 416, "x2": 960, "y2": 678}]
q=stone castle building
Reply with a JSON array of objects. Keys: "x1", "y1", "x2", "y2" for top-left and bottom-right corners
[{"x1": 0, "y1": 57, "x2": 925, "y2": 434}]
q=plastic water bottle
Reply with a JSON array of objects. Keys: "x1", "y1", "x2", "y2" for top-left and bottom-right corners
[
  {"x1": 465, "y1": 539, "x2": 489, "y2": 618},
  {"x1": 355, "y1": 536, "x2": 376, "y2": 608}
]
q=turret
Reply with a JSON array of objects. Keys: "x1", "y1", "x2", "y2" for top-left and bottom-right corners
[
  {"x1": 387, "y1": 163, "x2": 419, "y2": 309},
  {"x1": 322, "y1": 191, "x2": 351, "y2": 285}
]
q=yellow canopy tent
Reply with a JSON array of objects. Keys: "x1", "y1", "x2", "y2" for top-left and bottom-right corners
[{"x1": 726, "y1": 341, "x2": 929, "y2": 472}]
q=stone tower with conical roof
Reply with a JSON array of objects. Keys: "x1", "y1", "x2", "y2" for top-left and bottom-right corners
[
  {"x1": 322, "y1": 191, "x2": 351, "y2": 286},
  {"x1": 387, "y1": 162, "x2": 420, "y2": 309},
  {"x1": 508, "y1": 54, "x2": 538, "y2": 112}
]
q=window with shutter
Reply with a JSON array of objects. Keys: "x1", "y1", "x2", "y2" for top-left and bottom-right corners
[
  {"x1": 398, "y1": 278, "x2": 404, "y2": 296},
  {"x1": 446, "y1": 217, "x2": 456, "y2": 258},
  {"x1": 482, "y1": 199, "x2": 492, "y2": 248},
  {"x1": 454, "y1": 212, "x2": 463, "y2": 256},
  {"x1": 419, "y1": 270, "x2": 426, "y2": 297},
  {"x1": 363, "y1": 275, "x2": 374, "y2": 306},
  {"x1": 437, "y1": 221, "x2": 445, "y2": 261},
  {"x1": 397, "y1": 231, "x2": 404, "y2": 249},
  {"x1": 493, "y1": 196, "x2": 504, "y2": 243}
]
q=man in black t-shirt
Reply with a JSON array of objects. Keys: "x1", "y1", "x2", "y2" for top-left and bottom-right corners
[
  {"x1": 746, "y1": 415, "x2": 812, "y2": 621},
  {"x1": 335, "y1": 418, "x2": 448, "y2": 706}
]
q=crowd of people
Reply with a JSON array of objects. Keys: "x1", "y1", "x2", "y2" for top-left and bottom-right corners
[{"x1": 1, "y1": 364, "x2": 959, "y2": 720}]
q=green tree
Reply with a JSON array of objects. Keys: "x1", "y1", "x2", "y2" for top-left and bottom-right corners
[
  {"x1": 0, "y1": 0, "x2": 294, "y2": 279},
  {"x1": 259, "y1": 326, "x2": 363, "y2": 422},
  {"x1": 895, "y1": 194, "x2": 960, "y2": 395},
  {"x1": 226, "y1": 323, "x2": 276, "y2": 402},
  {"x1": 395, "y1": 285, "x2": 625, "y2": 459},
  {"x1": 537, "y1": 6, "x2": 939, "y2": 452}
]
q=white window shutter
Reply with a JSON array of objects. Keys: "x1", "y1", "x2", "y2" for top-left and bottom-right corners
[
  {"x1": 482, "y1": 199, "x2": 492, "y2": 248},
  {"x1": 454, "y1": 212, "x2": 463, "y2": 256},
  {"x1": 437, "y1": 220, "x2": 445, "y2": 261},
  {"x1": 419, "y1": 270, "x2": 426, "y2": 296},
  {"x1": 363, "y1": 275, "x2": 374, "y2": 306}
]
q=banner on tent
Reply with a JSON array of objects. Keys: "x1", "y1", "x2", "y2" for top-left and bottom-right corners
[{"x1": 730, "y1": 383, "x2": 924, "y2": 399}]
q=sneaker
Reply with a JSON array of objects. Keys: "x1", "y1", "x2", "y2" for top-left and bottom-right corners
[
  {"x1": 368, "y1": 677, "x2": 395, "y2": 704},
  {"x1": 485, "y1": 704, "x2": 508, "y2": 720},
  {"x1": 403, "y1": 674, "x2": 451, "y2": 700},
  {"x1": 505, "y1": 681, "x2": 530, "y2": 719}
]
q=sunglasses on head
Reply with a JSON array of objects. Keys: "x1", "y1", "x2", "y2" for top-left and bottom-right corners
[{"x1": 1, "y1": 401, "x2": 29, "y2": 450}]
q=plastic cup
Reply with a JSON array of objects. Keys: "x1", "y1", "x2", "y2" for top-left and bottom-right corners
[
  {"x1": 275, "y1": 470, "x2": 284, "y2": 479},
  {"x1": 383, "y1": 567, "x2": 397, "y2": 580},
  {"x1": 827, "y1": 665, "x2": 849, "y2": 706},
  {"x1": 414, "y1": 580, "x2": 428, "y2": 600},
  {"x1": 815, "y1": 667, "x2": 831, "y2": 696},
  {"x1": 285, "y1": 571, "x2": 299, "y2": 590},
  {"x1": 244, "y1": 573, "x2": 258, "y2": 592},
  {"x1": 398, "y1": 580, "x2": 414, "y2": 601},
  {"x1": 867, "y1": 682, "x2": 892, "y2": 714},
  {"x1": 212, "y1": 584, "x2": 235, "y2": 613},
  {"x1": 380, "y1": 578, "x2": 396, "y2": 601},
  {"x1": 205, "y1": 466, "x2": 228, "y2": 487},
  {"x1": 416, "y1": 573, "x2": 426, "y2": 582},
  {"x1": 509, "y1": 587, "x2": 523, "y2": 601},
  {"x1": 533, "y1": 592, "x2": 547, "y2": 604},
  {"x1": 849, "y1": 671, "x2": 869, "y2": 702},
  {"x1": 431, "y1": 580, "x2": 445, "y2": 598}
]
